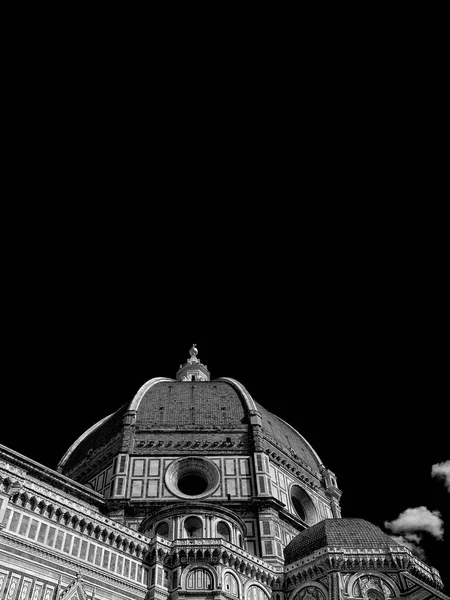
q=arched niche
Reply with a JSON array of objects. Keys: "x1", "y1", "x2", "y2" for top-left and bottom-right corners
[
  {"x1": 155, "y1": 521, "x2": 169, "y2": 539},
  {"x1": 184, "y1": 516, "x2": 203, "y2": 539},
  {"x1": 217, "y1": 520, "x2": 231, "y2": 543},
  {"x1": 223, "y1": 571, "x2": 241, "y2": 597}
]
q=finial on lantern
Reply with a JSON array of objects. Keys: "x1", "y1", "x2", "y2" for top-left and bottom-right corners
[{"x1": 176, "y1": 344, "x2": 210, "y2": 381}]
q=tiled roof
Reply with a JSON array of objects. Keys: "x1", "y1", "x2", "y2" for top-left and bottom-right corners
[
  {"x1": 60, "y1": 379, "x2": 322, "y2": 474},
  {"x1": 255, "y1": 401, "x2": 321, "y2": 470},
  {"x1": 136, "y1": 381, "x2": 247, "y2": 428},
  {"x1": 63, "y1": 403, "x2": 128, "y2": 470},
  {"x1": 284, "y1": 518, "x2": 400, "y2": 564}
]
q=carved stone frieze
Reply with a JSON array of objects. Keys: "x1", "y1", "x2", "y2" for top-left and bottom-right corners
[
  {"x1": 263, "y1": 447, "x2": 321, "y2": 492},
  {"x1": 262, "y1": 440, "x2": 321, "y2": 482},
  {"x1": 0, "y1": 461, "x2": 27, "y2": 477},
  {"x1": 4, "y1": 485, "x2": 151, "y2": 556}
]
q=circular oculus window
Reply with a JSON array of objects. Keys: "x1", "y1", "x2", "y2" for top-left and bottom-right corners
[{"x1": 165, "y1": 457, "x2": 220, "y2": 499}]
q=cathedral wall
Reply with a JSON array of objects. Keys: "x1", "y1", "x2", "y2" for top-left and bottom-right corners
[
  {"x1": 0, "y1": 451, "x2": 153, "y2": 599},
  {"x1": 0, "y1": 567, "x2": 56, "y2": 600},
  {"x1": 242, "y1": 518, "x2": 259, "y2": 557},
  {"x1": 267, "y1": 461, "x2": 333, "y2": 522},
  {"x1": 251, "y1": 455, "x2": 335, "y2": 566},
  {"x1": 87, "y1": 461, "x2": 114, "y2": 498},
  {"x1": 1, "y1": 502, "x2": 149, "y2": 592},
  {"x1": 112, "y1": 454, "x2": 254, "y2": 501}
]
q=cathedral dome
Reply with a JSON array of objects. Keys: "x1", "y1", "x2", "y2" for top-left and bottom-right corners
[
  {"x1": 59, "y1": 377, "x2": 323, "y2": 474},
  {"x1": 58, "y1": 347, "x2": 324, "y2": 478},
  {"x1": 284, "y1": 518, "x2": 400, "y2": 565}
]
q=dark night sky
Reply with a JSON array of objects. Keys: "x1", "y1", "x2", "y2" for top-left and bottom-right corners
[
  {"x1": 0, "y1": 16, "x2": 447, "y2": 600},
  {"x1": 2, "y1": 18, "x2": 448, "y2": 590}
]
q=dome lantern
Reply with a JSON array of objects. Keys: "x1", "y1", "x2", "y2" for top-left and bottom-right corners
[{"x1": 176, "y1": 344, "x2": 210, "y2": 381}]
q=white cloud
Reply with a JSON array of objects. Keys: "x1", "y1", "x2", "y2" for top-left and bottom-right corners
[
  {"x1": 398, "y1": 532, "x2": 422, "y2": 544},
  {"x1": 384, "y1": 506, "x2": 444, "y2": 541},
  {"x1": 431, "y1": 460, "x2": 450, "y2": 492}
]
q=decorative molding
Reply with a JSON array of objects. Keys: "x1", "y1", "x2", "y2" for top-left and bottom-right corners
[
  {"x1": 1, "y1": 494, "x2": 150, "y2": 564},
  {"x1": 58, "y1": 413, "x2": 117, "y2": 471},
  {"x1": 129, "y1": 378, "x2": 177, "y2": 413},
  {"x1": 0, "y1": 533, "x2": 146, "y2": 596},
  {"x1": 134, "y1": 438, "x2": 247, "y2": 451},
  {"x1": 263, "y1": 442, "x2": 322, "y2": 486}
]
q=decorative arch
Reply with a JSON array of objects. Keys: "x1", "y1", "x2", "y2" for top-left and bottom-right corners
[
  {"x1": 223, "y1": 569, "x2": 242, "y2": 598},
  {"x1": 243, "y1": 582, "x2": 270, "y2": 600},
  {"x1": 183, "y1": 515, "x2": 204, "y2": 538},
  {"x1": 180, "y1": 563, "x2": 218, "y2": 591},
  {"x1": 155, "y1": 520, "x2": 170, "y2": 539},
  {"x1": 217, "y1": 520, "x2": 231, "y2": 542},
  {"x1": 346, "y1": 572, "x2": 400, "y2": 598},
  {"x1": 291, "y1": 581, "x2": 328, "y2": 600}
]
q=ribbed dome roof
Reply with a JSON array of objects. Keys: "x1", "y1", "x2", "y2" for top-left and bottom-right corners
[
  {"x1": 136, "y1": 381, "x2": 247, "y2": 428},
  {"x1": 284, "y1": 518, "x2": 400, "y2": 564},
  {"x1": 255, "y1": 400, "x2": 320, "y2": 470},
  {"x1": 60, "y1": 403, "x2": 128, "y2": 471},
  {"x1": 59, "y1": 376, "x2": 322, "y2": 474}
]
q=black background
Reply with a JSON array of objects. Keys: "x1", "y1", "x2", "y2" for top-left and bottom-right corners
[{"x1": 2, "y1": 9, "x2": 448, "y2": 592}]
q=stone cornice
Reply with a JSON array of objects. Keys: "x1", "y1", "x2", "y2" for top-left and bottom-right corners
[
  {"x1": 0, "y1": 444, "x2": 105, "y2": 508},
  {"x1": 154, "y1": 537, "x2": 283, "y2": 586},
  {"x1": 63, "y1": 436, "x2": 122, "y2": 481},
  {"x1": 284, "y1": 545, "x2": 444, "y2": 591},
  {"x1": 263, "y1": 439, "x2": 322, "y2": 488},
  {"x1": 0, "y1": 469, "x2": 152, "y2": 554}
]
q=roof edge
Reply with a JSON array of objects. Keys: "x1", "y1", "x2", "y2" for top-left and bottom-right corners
[
  {"x1": 57, "y1": 410, "x2": 117, "y2": 471},
  {"x1": 276, "y1": 415, "x2": 324, "y2": 468},
  {"x1": 128, "y1": 377, "x2": 177, "y2": 412},
  {"x1": 215, "y1": 377, "x2": 258, "y2": 412},
  {"x1": 1, "y1": 443, "x2": 105, "y2": 507}
]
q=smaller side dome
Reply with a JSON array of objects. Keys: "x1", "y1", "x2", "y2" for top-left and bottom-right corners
[{"x1": 284, "y1": 518, "x2": 400, "y2": 565}]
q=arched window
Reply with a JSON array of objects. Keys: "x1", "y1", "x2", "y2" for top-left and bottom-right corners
[
  {"x1": 186, "y1": 568, "x2": 213, "y2": 590},
  {"x1": 224, "y1": 572, "x2": 239, "y2": 597},
  {"x1": 247, "y1": 585, "x2": 269, "y2": 600},
  {"x1": 155, "y1": 521, "x2": 169, "y2": 538},
  {"x1": 184, "y1": 516, "x2": 203, "y2": 538},
  {"x1": 217, "y1": 521, "x2": 231, "y2": 542}
]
